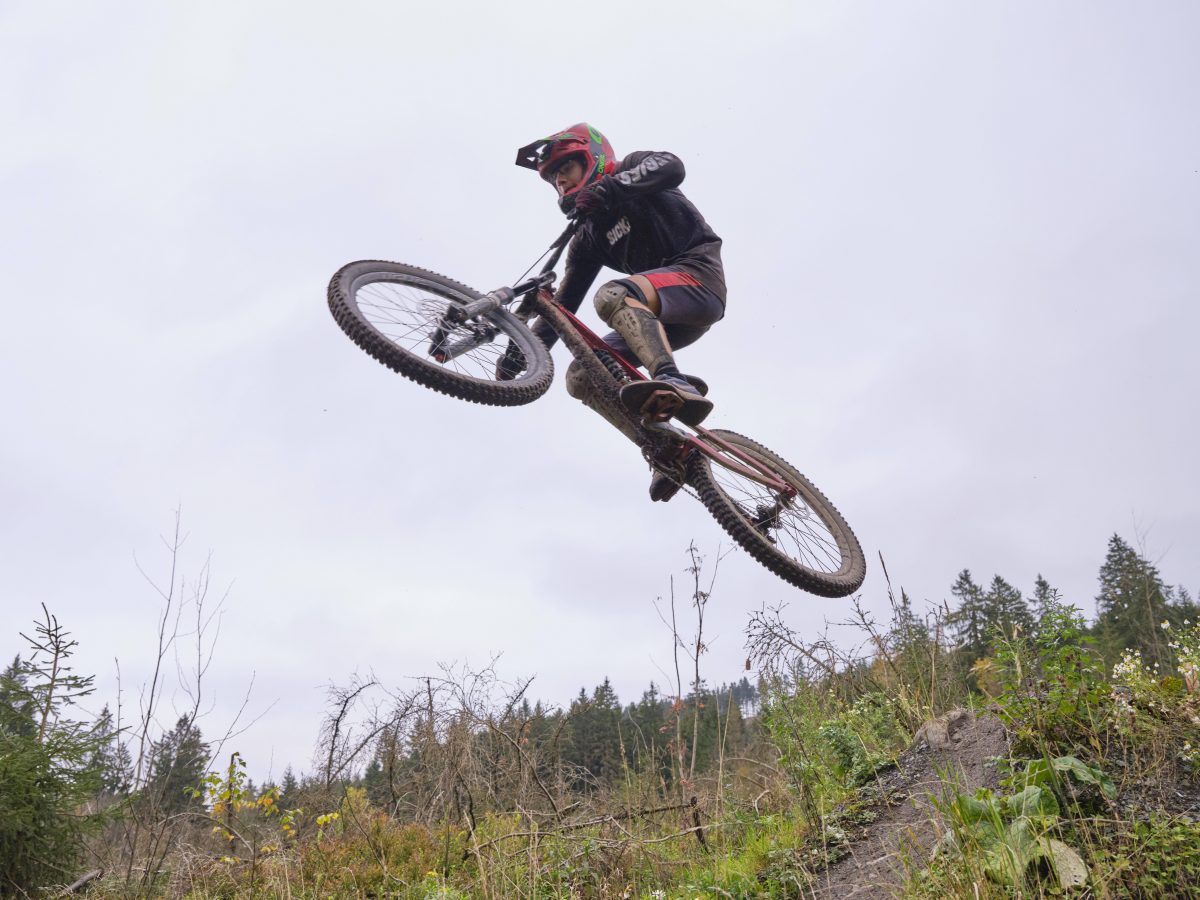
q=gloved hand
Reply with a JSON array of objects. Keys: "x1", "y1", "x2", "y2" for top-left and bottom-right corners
[
  {"x1": 573, "y1": 179, "x2": 611, "y2": 219},
  {"x1": 495, "y1": 342, "x2": 528, "y2": 381}
]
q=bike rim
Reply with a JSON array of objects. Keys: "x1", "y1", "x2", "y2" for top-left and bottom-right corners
[{"x1": 351, "y1": 273, "x2": 508, "y2": 382}]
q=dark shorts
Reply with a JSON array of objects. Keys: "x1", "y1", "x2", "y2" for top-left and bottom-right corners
[{"x1": 601, "y1": 266, "x2": 726, "y2": 362}]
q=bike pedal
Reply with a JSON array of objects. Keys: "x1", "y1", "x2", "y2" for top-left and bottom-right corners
[{"x1": 639, "y1": 388, "x2": 683, "y2": 422}]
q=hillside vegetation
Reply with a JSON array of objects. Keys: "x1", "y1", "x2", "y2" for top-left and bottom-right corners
[{"x1": 3, "y1": 535, "x2": 1199, "y2": 898}]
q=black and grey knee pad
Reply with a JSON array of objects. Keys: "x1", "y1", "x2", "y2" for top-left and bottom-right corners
[{"x1": 593, "y1": 280, "x2": 638, "y2": 324}]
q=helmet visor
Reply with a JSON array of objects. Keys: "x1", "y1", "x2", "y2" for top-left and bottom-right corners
[{"x1": 515, "y1": 133, "x2": 588, "y2": 175}]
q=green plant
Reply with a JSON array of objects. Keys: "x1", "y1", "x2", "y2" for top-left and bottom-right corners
[
  {"x1": 995, "y1": 597, "x2": 1108, "y2": 752},
  {"x1": 933, "y1": 756, "x2": 1115, "y2": 892},
  {"x1": 674, "y1": 813, "x2": 814, "y2": 899},
  {"x1": 1012, "y1": 755, "x2": 1116, "y2": 807},
  {"x1": 1168, "y1": 619, "x2": 1200, "y2": 693},
  {"x1": 1091, "y1": 815, "x2": 1200, "y2": 898},
  {"x1": 1107, "y1": 623, "x2": 1200, "y2": 776},
  {"x1": 417, "y1": 868, "x2": 470, "y2": 899},
  {"x1": 762, "y1": 686, "x2": 906, "y2": 820},
  {"x1": 191, "y1": 751, "x2": 303, "y2": 864},
  {"x1": 825, "y1": 692, "x2": 905, "y2": 786},
  {"x1": 759, "y1": 684, "x2": 840, "y2": 812}
]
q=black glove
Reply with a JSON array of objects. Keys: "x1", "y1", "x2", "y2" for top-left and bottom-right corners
[
  {"x1": 573, "y1": 179, "x2": 611, "y2": 219},
  {"x1": 495, "y1": 342, "x2": 528, "y2": 381}
]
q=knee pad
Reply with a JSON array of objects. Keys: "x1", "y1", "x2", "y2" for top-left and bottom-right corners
[
  {"x1": 593, "y1": 280, "x2": 637, "y2": 324},
  {"x1": 565, "y1": 359, "x2": 591, "y2": 400}
]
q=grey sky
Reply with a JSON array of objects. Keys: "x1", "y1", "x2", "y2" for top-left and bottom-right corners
[{"x1": 2, "y1": 1, "x2": 1197, "y2": 779}]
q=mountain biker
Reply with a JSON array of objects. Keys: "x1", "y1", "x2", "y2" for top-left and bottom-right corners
[{"x1": 503, "y1": 124, "x2": 727, "y2": 499}]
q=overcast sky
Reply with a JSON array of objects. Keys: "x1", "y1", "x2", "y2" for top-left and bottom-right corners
[{"x1": 3, "y1": 1, "x2": 1197, "y2": 781}]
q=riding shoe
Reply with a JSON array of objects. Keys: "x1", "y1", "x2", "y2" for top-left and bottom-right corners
[
  {"x1": 620, "y1": 372, "x2": 714, "y2": 427},
  {"x1": 649, "y1": 470, "x2": 684, "y2": 502}
]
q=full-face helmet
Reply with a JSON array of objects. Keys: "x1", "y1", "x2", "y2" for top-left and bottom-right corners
[{"x1": 515, "y1": 123, "x2": 616, "y2": 215}]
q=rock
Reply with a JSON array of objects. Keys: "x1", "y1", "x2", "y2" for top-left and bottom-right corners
[{"x1": 910, "y1": 708, "x2": 973, "y2": 751}]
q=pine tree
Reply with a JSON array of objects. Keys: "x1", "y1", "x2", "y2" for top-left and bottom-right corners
[
  {"x1": 730, "y1": 677, "x2": 759, "y2": 717},
  {"x1": 1092, "y1": 534, "x2": 1173, "y2": 667},
  {"x1": 948, "y1": 570, "x2": 989, "y2": 659},
  {"x1": 564, "y1": 680, "x2": 623, "y2": 787},
  {"x1": 589, "y1": 678, "x2": 623, "y2": 782},
  {"x1": 982, "y1": 575, "x2": 1034, "y2": 640},
  {"x1": 624, "y1": 684, "x2": 670, "y2": 781},
  {"x1": 685, "y1": 684, "x2": 747, "y2": 776},
  {"x1": 948, "y1": 570, "x2": 1036, "y2": 663},
  {"x1": 523, "y1": 700, "x2": 559, "y2": 783},
  {"x1": 145, "y1": 715, "x2": 209, "y2": 814},
  {"x1": 0, "y1": 609, "x2": 106, "y2": 893},
  {"x1": 88, "y1": 705, "x2": 132, "y2": 800},
  {"x1": 279, "y1": 766, "x2": 300, "y2": 809},
  {"x1": 1029, "y1": 574, "x2": 1059, "y2": 622},
  {"x1": 889, "y1": 589, "x2": 931, "y2": 653},
  {"x1": 1166, "y1": 585, "x2": 1200, "y2": 625},
  {"x1": 0, "y1": 655, "x2": 36, "y2": 737},
  {"x1": 883, "y1": 589, "x2": 938, "y2": 701},
  {"x1": 363, "y1": 723, "x2": 406, "y2": 810}
]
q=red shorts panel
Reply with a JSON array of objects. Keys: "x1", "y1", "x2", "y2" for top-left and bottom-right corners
[{"x1": 644, "y1": 270, "x2": 702, "y2": 290}]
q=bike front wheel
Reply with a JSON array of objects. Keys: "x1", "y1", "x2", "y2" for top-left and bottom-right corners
[
  {"x1": 687, "y1": 429, "x2": 866, "y2": 597},
  {"x1": 328, "y1": 261, "x2": 553, "y2": 406}
]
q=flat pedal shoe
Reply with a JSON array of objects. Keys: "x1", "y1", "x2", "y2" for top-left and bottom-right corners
[
  {"x1": 620, "y1": 379, "x2": 713, "y2": 427},
  {"x1": 649, "y1": 470, "x2": 684, "y2": 502}
]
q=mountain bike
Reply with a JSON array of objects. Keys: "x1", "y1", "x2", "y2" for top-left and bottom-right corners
[{"x1": 327, "y1": 223, "x2": 866, "y2": 597}]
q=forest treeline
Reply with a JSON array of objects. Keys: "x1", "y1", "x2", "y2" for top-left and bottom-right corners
[{"x1": 2, "y1": 532, "x2": 1197, "y2": 897}]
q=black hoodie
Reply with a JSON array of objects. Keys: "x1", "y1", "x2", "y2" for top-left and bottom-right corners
[{"x1": 540, "y1": 151, "x2": 726, "y2": 344}]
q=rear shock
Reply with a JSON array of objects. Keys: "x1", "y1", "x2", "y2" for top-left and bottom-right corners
[{"x1": 594, "y1": 348, "x2": 629, "y2": 383}]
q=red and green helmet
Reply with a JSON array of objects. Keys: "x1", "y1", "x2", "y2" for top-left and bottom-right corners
[{"x1": 515, "y1": 123, "x2": 616, "y2": 214}]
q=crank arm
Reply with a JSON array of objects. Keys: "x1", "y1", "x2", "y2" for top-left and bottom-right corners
[{"x1": 643, "y1": 419, "x2": 692, "y2": 439}]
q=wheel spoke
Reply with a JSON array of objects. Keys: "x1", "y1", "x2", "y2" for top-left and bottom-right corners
[{"x1": 352, "y1": 276, "x2": 510, "y2": 379}]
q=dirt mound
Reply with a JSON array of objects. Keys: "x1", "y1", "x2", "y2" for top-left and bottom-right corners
[{"x1": 806, "y1": 709, "x2": 1009, "y2": 899}]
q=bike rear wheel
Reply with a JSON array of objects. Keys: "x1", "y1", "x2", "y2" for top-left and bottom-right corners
[
  {"x1": 687, "y1": 429, "x2": 865, "y2": 596},
  {"x1": 328, "y1": 261, "x2": 553, "y2": 406}
]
